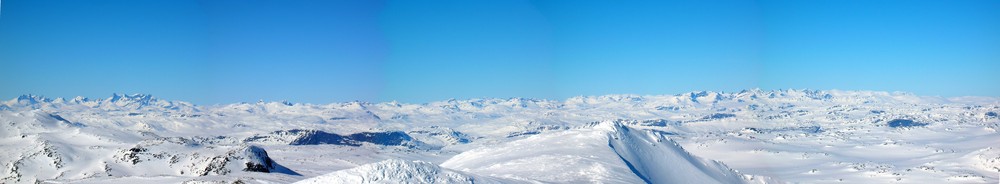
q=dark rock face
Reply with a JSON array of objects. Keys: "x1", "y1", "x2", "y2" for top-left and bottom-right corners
[
  {"x1": 112, "y1": 139, "x2": 289, "y2": 176},
  {"x1": 281, "y1": 129, "x2": 414, "y2": 146},
  {"x1": 245, "y1": 162, "x2": 270, "y2": 172},
  {"x1": 655, "y1": 106, "x2": 680, "y2": 111},
  {"x1": 199, "y1": 145, "x2": 277, "y2": 175},
  {"x1": 887, "y1": 119, "x2": 928, "y2": 128},
  {"x1": 119, "y1": 146, "x2": 147, "y2": 164},
  {"x1": 241, "y1": 145, "x2": 274, "y2": 173},
  {"x1": 199, "y1": 155, "x2": 232, "y2": 176},
  {"x1": 639, "y1": 119, "x2": 670, "y2": 127},
  {"x1": 987, "y1": 112, "x2": 997, "y2": 118},
  {"x1": 505, "y1": 125, "x2": 568, "y2": 138},
  {"x1": 48, "y1": 114, "x2": 85, "y2": 127},
  {"x1": 408, "y1": 128, "x2": 472, "y2": 145},
  {"x1": 288, "y1": 130, "x2": 349, "y2": 145},
  {"x1": 741, "y1": 126, "x2": 823, "y2": 134},
  {"x1": 347, "y1": 132, "x2": 412, "y2": 146},
  {"x1": 702, "y1": 113, "x2": 736, "y2": 120},
  {"x1": 606, "y1": 119, "x2": 679, "y2": 127}
]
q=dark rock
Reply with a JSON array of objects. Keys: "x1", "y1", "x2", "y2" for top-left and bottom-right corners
[
  {"x1": 288, "y1": 130, "x2": 351, "y2": 146},
  {"x1": 347, "y1": 131, "x2": 411, "y2": 146},
  {"x1": 241, "y1": 145, "x2": 274, "y2": 173},
  {"x1": 702, "y1": 113, "x2": 736, "y2": 120},
  {"x1": 277, "y1": 129, "x2": 415, "y2": 146},
  {"x1": 887, "y1": 119, "x2": 928, "y2": 128}
]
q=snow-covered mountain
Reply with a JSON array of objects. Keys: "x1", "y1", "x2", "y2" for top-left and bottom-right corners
[
  {"x1": 1, "y1": 89, "x2": 998, "y2": 183},
  {"x1": 439, "y1": 120, "x2": 770, "y2": 184}
]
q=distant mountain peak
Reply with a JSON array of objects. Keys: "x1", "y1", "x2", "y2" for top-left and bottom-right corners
[
  {"x1": 103, "y1": 93, "x2": 159, "y2": 109},
  {"x1": 108, "y1": 93, "x2": 154, "y2": 103},
  {"x1": 14, "y1": 94, "x2": 50, "y2": 104}
]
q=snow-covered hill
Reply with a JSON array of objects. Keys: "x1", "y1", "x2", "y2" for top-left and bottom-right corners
[
  {"x1": 1, "y1": 89, "x2": 998, "y2": 183},
  {"x1": 293, "y1": 159, "x2": 529, "y2": 184},
  {"x1": 440, "y1": 120, "x2": 767, "y2": 183}
]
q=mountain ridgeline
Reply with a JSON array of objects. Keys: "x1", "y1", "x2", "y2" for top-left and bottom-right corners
[{"x1": 1, "y1": 89, "x2": 998, "y2": 183}]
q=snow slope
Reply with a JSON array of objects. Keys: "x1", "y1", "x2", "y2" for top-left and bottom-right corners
[
  {"x1": 440, "y1": 120, "x2": 762, "y2": 183},
  {"x1": 293, "y1": 159, "x2": 529, "y2": 184},
  {"x1": 298, "y1": 121, "x2": 763, "y2": 183}
]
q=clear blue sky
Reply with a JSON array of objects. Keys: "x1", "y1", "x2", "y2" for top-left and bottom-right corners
[{"x1": 1, "y1": 0, "x2": 998, "y2": 104}]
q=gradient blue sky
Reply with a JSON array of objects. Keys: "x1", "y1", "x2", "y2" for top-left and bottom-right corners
[{"x1": 1, "y1": 0, "x2": 998, "y2": 104}]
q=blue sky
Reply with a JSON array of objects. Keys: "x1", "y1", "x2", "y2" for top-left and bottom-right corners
[{"x1": 1, "y1": 0, "x2": 998, "y2": 104}]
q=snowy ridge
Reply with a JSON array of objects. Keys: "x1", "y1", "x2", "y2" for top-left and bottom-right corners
[
  {"x1": 438, "y1": 120, "x2": 772, "y2": 183},
  {"x1": 293, "y1": 159, "x2": 528, "y2": 184},
  {"x1": 602, "y1": 121, "x2": 748, "y2": 183}
]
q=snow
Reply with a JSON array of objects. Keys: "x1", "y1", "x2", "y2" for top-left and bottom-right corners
[
  {"x1": 1, "y1": 90, "x2": 998, "y2": 183},
  {"x1": 440, "y1": 120, "x2": 761, "y2": 183},
  {"x1": 293, "y1": 159, "x2": 528, "y2": 184}
]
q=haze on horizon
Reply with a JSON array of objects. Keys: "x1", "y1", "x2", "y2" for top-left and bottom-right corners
[{"x1": 1, "y1": 0, "x2": 998, "y2": 104}]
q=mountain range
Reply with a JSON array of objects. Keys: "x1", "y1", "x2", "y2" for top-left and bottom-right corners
[{"x1": 1, "y1": 89, "x2": 998, "y2": 183}]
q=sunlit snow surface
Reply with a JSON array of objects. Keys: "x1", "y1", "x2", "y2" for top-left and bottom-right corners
[{"x1": 1, "y1": 90, "x2": 998, "y2": 183}]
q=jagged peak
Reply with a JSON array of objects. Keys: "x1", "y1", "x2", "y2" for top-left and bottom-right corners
[
  {"x1": 100, "y1": 93, "x2": 167, "y2": 110},
  {"x1": 678, "y1": 90, "x2": 723, "y2": 103},
  {"x1": 506, "y1": 97, "x2": 542, "y2": 102},
  {"x1": 70, "y1": 96, "x2": 89, "y2": 103},
  {"x1": 107, "y1": 93, "x2": 155, "y2": 103},
  {"x1": 593, "y1": 94, "x2": 645, "y2": 102},
  {"x1": 337, "y1": 101, "x2": 370, "y2": 110},
  {"x1": 578, "y1": 119, "x2": 634, "y2": 133},
  {"x1": 1, "y1": 89, "x2": 981, "y2": 113},
  {"x1": 738, "y1": 88, "x2": 765, "y2": 94},
  {"x1": 13, "y1": 94, "x2": 51, "y2": 104}
]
